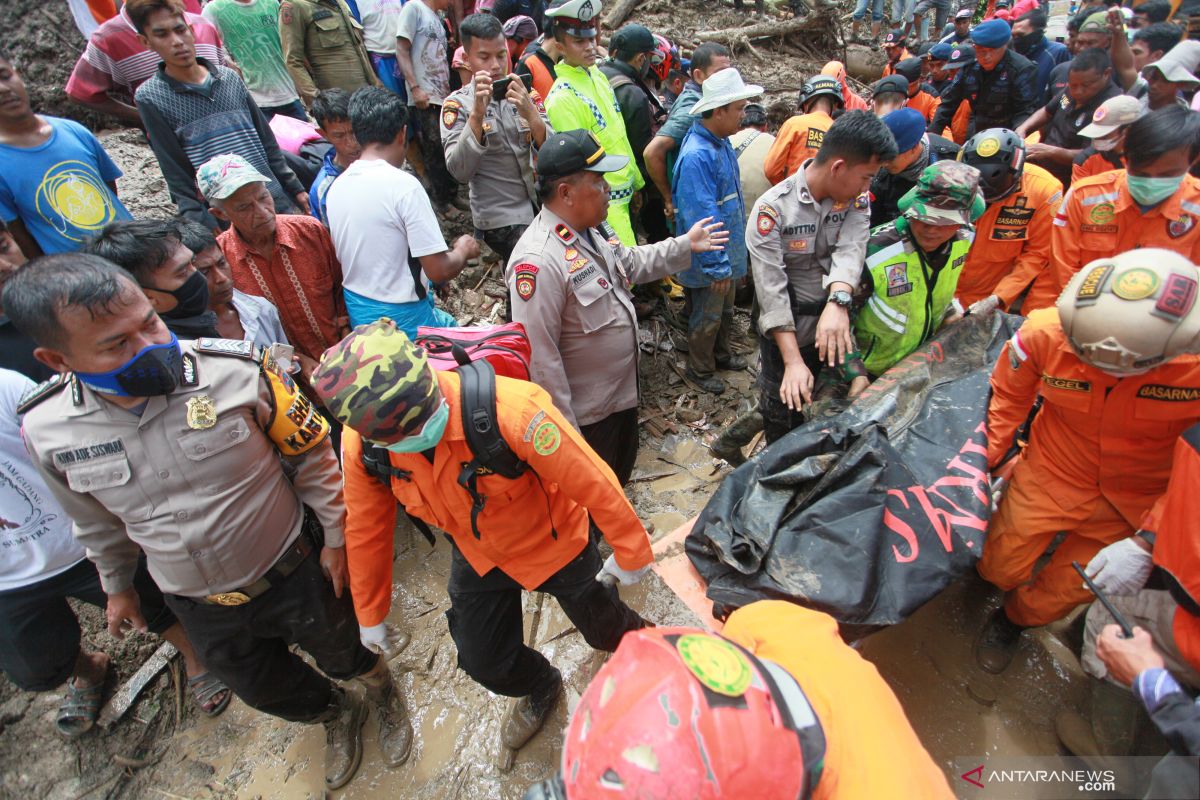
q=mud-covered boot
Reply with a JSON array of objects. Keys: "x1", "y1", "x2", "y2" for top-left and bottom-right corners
[
  {"x1": 974, "y1": 607, "x2": 1027, "y2": 674},
  {"x1": 320, "y1": 685, "x2": 367, "y2": 790},
  {"x1": 360, "y1": 662, "x2": 414, "y2": 768},
  {"x1": 501, "y1": 669, "x2": 562, "y2": 751},
  {"x1": 710, "y1": 408, "x2": 764, "y2": 466}
]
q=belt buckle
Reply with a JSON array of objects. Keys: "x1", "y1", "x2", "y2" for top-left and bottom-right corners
[{"x1": 206, "y1": 591, "x2": 251, "y2": 606}]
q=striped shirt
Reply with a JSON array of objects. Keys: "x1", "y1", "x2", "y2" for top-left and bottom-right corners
[
  {"x1": 66, "y1": 8, "x2": 228, "y2": 105},
  {"x1": 135, "y1": 59, "x2": 304, "y2": 230}
]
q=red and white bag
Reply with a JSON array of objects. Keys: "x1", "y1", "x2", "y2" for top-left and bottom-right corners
[{"x1": 415, "y1": 323, "x2": 532, "y2": 381}]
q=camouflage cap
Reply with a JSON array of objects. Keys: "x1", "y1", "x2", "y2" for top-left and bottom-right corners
[
  {"x1": 898, "y1": 161, "x2": 986, "y2": 226},
  {"x1": 312, "y1": 319, "x2": 443, "y2": 443}
]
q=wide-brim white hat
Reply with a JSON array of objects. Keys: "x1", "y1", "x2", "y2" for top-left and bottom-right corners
[{"x1": 688, "y1": 68, "x2": 764, "y2": 116}]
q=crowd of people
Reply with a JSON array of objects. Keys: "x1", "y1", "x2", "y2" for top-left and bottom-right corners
[{"x1": 3, "y1": 0, "x2": 1200, "y2": 796}]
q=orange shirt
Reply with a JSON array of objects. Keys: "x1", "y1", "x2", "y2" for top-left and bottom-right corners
[
  {"x1": 882, "y1": 51, "x2": 912, "y2": 77},
  {"x1": 722, "y1": 601, "x2": 954, "y2": 800},
  {"x1": 957, "y1": 163, "x2": 1063, "y2": 310},
  {"x1": 906, "y1": 88, "x2": 941, "y2": 124},
  {"x1": 341, "y1": 370, "x2": 653, "y2": 626},
  {"x1": 1050, "y1": 171, "x2": 1200, "y2": 295},
  {"x1": 943, "y1": 101, "x2": 971, "y2": 145},
  {"x1": 989, "y1": 308, "x2": 1200, "y2": 527},
  {"x1": 1143, "y1": 426, "x2": 1200, "y2": 673},
  {"x1": 764, "y1": 111, "x2": 833, "y2": 185},
  {"x1": 1071, "y1": 150, "x2": 1124, "y2": 184}
]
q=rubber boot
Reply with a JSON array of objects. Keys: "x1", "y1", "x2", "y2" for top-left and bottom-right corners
[
  {"x1": 974, "y1": 607, "x2": 1027, "y2": 674},
  {"x1": 319, "y1": 685, "x2": 368, "y2": 790},
  {"x1": 501, "y1": 668, "x2": 562, "y2": 751},
  {"x1": 359, "y1": 659, "x2": 414, "y2": 768},
  {"x1": 710, "y1": 407, "x2": 764, "y2": 466}
]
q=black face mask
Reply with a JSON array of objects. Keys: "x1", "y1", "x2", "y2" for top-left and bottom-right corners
[
  {"x1": 158, "y1": 270, "x2": 211, "y2": 320},
  {"x1": 1012, "y1": 32, "x2": 1038, "y2": 55}
]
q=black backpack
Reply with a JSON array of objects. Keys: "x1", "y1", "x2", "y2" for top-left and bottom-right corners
[{"x1": 360, "y1": 352, "x2": 529, "y2": 543}]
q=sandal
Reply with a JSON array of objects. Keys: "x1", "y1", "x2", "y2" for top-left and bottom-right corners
[
  {"x1": 56, "y1": 671, "x2": 108, "y2": 739},
  {"x1": 188, "y1": 672, "x2": 232, "y2": 717}
]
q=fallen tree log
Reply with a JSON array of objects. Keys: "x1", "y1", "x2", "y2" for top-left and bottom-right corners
[
  {"x1": 603, "y1": 0, "x2": 644, "y2": 29},
  {"x1": 694, "y1": 11, "x2": 834, "y2": 45}
]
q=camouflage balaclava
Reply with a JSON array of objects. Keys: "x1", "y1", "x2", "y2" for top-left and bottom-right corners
[{"x1": 312, "y1": 318, "x2": 443, "y2": 443}]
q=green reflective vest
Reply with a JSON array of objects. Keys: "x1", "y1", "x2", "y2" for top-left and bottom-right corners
[
  {"x1": 854, "y1": 218, "x2": 973, "y2": 377},
  {"x1": 544, "y1": 62, "x2": 644, "y2": 202}
]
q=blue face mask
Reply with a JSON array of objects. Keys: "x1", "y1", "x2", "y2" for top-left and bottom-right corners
[
  {"x1": 1126, "y1": 174, "x2": 1185, "y2": 207},
  {"x1": 74, "y1": 333, "x2": 185, "y2": 397},
  {"x1": 385, "y1": 400, "x2": 450, "y2": 453}
]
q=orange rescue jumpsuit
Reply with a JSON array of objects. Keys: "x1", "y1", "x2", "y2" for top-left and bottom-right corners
[
  {"x1": 1143, "y1": 424, "x2": 1200, "y2": 673},
  {"x1": 341, "y1": 370, "x2": 653, "y2": 627},
  {"x1": 723, "y1": 601, "x2": 955, "y2": 800},
  {"x1": 956, "y1": 163, "x2": 1063, "y2": 310},
  {"x1": 764, "y1": 111, "x2": 834, "y2": 185},
  {"x1": 906, "y1": 87, "x2": 942, "y2": 125},
  {"x1": 1050, "y1": 171, "x2": 1200, "y2": 299},
  {"x1": 882, "y1": 50, "x2": 913, "y2": 77},
  {"x1": 980, "y1": 308, "x2": 1200, "y2": 627}
]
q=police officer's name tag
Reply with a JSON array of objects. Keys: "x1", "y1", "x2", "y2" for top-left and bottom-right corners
[
  {"x1": 54, "y1": 440, "x2": 125, "y2": 467},
  {"x1": 571, "y1": 264, "x2": 612, "y2": 305}
]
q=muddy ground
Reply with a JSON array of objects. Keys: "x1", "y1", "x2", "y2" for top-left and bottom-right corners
[{"x1": 0, "y1": 1, "x2": 1114, "y2": 799}]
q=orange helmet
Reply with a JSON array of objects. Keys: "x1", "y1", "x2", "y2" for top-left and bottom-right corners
[
  {"x1": 821, "y1": 60, "x2": 848, "y2": 86},
  {"x1": 524, "y1": 626, "x2": 826, "y2": 800}
]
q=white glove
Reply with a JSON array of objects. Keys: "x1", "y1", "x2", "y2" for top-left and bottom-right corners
[
  {"x1": 967, "y1": 295, "x2": 1002, "y2": 317},
  {"x1": 596, "y1": 554, "x2": 651, "y2": 587},
  {"x1": 359, "y1": 622, "x2": 411, "y2": 660},
  {"x1": 1085, "y1": 537, "x2": 1154, "y2": 596}
]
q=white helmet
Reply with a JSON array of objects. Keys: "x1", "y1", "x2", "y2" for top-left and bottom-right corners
[{"x1": 1058, "y1": 248, "x2": 1200, "y2": 375}]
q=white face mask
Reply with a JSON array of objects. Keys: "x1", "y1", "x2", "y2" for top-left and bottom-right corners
[{"x1": 1092, "y1": 135, "x2": 1120, "y2": 152}]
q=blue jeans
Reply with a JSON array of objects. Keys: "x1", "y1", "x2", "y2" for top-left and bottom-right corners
[
  {"x1": 891, "y1": 0, "x2": 916, "y2": 24},
  {"x1": 853, "y1": 0, "x2": 885, "y2": 21},
  {"x1": 684, "y1": 283, "x2": 735, "y2": 378},
  {"x1": 915, "y1": 0, "x2": 951, "y2": 39},
  {"x1": 261, "y1": 99, "x2": 308, "y2": 122}
]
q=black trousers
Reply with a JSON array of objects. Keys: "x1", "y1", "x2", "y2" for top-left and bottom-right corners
[
  {"x1": 411, "y1": 105, "x2": 458, "y2": 206},
  {"x1": 445, "y1": 540, "x2": 645, "y2": 698},
  {"x1": 165, "y1": 545, "x2": 376, "y2": 723},
  {"x1": 0, "y1": 556, "x2": 175, "y2": 691},
  {"x1": 579, "y1": 406, "x2": 640, "y2": 486},
  {"x1": 758, "y1": 333, "x2": 823, "y2": 444}
]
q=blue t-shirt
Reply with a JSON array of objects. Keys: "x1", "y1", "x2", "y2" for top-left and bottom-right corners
[{"x1": 0, "y1": 117, "x2": 132, "y2": 254}]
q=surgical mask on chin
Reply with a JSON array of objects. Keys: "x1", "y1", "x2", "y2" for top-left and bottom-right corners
[
  {"x1": 1127, "y1": 174, "x2": 1185, "y2": 206},
  {"x1": 385, "y1": 400, "x2": 450, "y2": 453},
  {"x1": 1092, "y1": 136, "x2": 1119, "y2": 152},
  {"x1": 74, "y1": 332, "x2": 185, "y2": 398},
  {"x1": 158, "y1": 271, "x2": 211, "y2": 319}
]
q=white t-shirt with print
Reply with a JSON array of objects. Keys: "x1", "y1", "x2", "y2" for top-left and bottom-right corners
[
  {"x1": 0, "y1": 369, "x2": 87, "y2": 592},
  {"x1": 396, "y1": 0, "x2": 450, "y2": 104},
  {"x1": 325, "y1": 158, "x2": 449, "y2": 303}
]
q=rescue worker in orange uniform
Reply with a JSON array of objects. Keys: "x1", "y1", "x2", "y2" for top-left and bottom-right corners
[
  {"x1": 521, "y1": 600, "x2": 955, "y2": 800},
  {"x1": 956, "y1": 127, "x2": 1064, "y2": 312},
  {"x1": 1071, "y1": 95, "x2": 1144, "y2": 185},
  {"x1": 975, "y1": 248, "x2": 1200, "y2": 675},
  {"x1": 1050, "y1": 105, "x2": 1200, "y2": 295},
  {"x1": 1056, "y1": 420, "x2": 1200, "y2": 763},
  {"x1": 313, "y1": 320, "x2": 656, "y2": 756},
  {"x1": 882, "y1": 29, "x2": 912, "y2": 77},
  {"x1": 764, "y1": 75, "x2": 840, "y2": 185},
  {"x1": 893, "y1": 57, "x2": 942, "y2": 124},
  {"x1": 821, "y1": 60, "x2": 869, "y2": 112}
]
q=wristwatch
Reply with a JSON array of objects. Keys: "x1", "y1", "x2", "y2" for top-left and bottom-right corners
[{"x1": 828, "y1": 290, "x2": 853, "y2": 308}]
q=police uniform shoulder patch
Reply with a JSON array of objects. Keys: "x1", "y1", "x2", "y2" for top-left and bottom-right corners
[
  {"x1": 180, "y1": 353, "x2": 199, "y2": 388},
  {"x1": 853, "y1": 192, "x2": 870, "y2": 211},
  {"x1": 756, "y1": 202, "x2": 778, "y2": 235},
  {"x1": 554, "y1": 223, "x2": 575, "y2": 244},
  {"x1": 16, "y1": 373, "x2": 72, "y2": 415},
  {"x1": 442, "y1": 100, "x2": 461, "y2": 129},
  {"x1": 259, "y1": 350, "x2": 329, "y2": 456},
  {"x1": 514, "y1": 263, "x2": 538, "y2": 301},
  {"x1": 530, "y1": 89, "x2": 546, "y2": 114},
  {"x1": 195, "y1": 338, "x2": 258, "y2": 360}
]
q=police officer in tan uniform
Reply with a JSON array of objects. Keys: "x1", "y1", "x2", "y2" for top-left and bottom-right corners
[
  {"x1": 6, "y1": 254, "x2": 408, "y2": 791},
  {"x1": 279, "y1": 0, "x2": 380, "y2": 109},
  {"x1": 506, "y1": 130, "x2": 729, "y2": 483},
  {"x1": 748, "y1": 111, "x2": 896, "y2": 443},
  {"x1": 442, "y1": 12, "x2": 550, "y2": 264}
]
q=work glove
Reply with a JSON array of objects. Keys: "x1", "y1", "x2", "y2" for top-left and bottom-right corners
[
  {"x1": 967, "y1": 295, "x2": 1002, "y2": 317},
  {"x1": 1085, "y1": 536, "x2": 1154, "y2": 596},
  {"x1": 359, "y1": 622, "x2": 411, "y2": 660},
  {"x1": 596, "y1": 554, "x2": 651, "y2": 587}
]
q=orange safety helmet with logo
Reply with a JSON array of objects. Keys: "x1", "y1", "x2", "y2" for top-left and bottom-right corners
[{"x1": 522, "y1": 625, "x2": 825, "y2": 800}]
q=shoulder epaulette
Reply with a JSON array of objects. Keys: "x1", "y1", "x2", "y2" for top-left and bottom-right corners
[
  {"x1": 17, "y1": 373, "x2": 73, "y2": 414},
  {"x1": 194, "y1": 337, "x2": 260, "y2": 361}
]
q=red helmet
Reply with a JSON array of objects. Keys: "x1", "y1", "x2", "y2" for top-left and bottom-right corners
[
  {"x1": 650, "y1": 34, "x2": 676, "y2": 84},
  {"x1": 545, "y1": 626, "x2": 824, "y2": 800}
]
